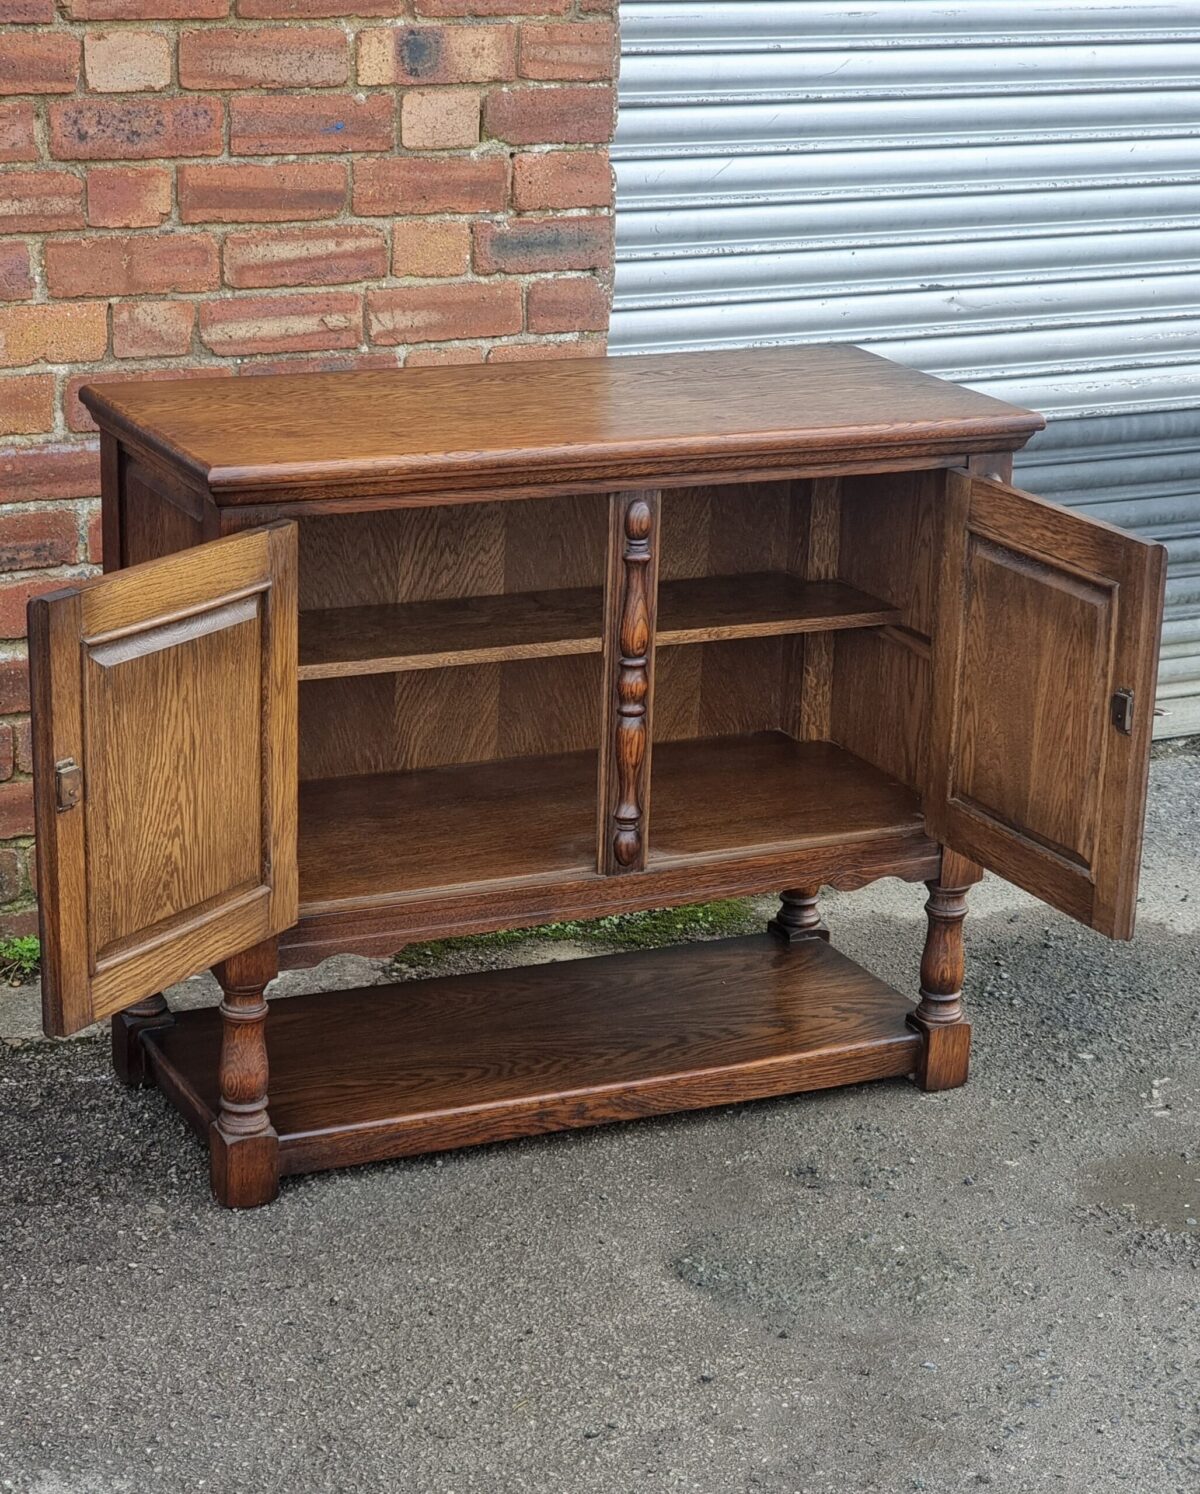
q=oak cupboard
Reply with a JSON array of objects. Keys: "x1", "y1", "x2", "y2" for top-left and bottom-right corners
[{"x1": 28, "y1": 346, "x2": 1166, "y2": 1208}]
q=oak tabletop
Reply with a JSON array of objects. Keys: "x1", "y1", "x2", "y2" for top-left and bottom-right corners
[{"x1": 81, "y1": 344, "x2": 1044, "y2": 503}]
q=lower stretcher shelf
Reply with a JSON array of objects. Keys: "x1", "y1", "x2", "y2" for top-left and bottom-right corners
[{"x1": 143, "y1": 934, "x2": 923, "y2": 1178}]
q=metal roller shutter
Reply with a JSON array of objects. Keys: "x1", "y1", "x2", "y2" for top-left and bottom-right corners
[{"x1": 611, "y1": 0, "x2": 1200, "y2": 736}]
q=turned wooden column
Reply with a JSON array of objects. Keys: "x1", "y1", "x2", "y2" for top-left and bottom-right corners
[
  {"x1": 909, "y1": 848, "x2": 981, "y2": 1091},
  {"x1": 210, "y1": 938, "x2": 279, "y2": 1209},
  {"x1": 111, "y1": 993, "x2": 173, "y2": 1087},
  {"x1": 768, "y1": 886, "x2": 829, "y2": 942},
  {"x1": 599, "y1": 489, "x2": 661, "y2": 874}
]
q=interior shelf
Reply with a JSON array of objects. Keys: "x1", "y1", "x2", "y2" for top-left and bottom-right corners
[
  {"x1": 297, "y1": 573, "x2": 900, "y2": 680},
  {"x1": 297, "y1": 733, "x2": 923, "y2": 912}
]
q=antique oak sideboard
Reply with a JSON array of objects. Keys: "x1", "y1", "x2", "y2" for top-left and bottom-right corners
[{"x1": 28, "y1": 346, "x2": 1165, "y2": 1208}]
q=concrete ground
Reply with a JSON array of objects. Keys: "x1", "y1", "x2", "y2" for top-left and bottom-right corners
[{"x1": 1, "y1": 750, "x2": 1198, "y2": 1494}]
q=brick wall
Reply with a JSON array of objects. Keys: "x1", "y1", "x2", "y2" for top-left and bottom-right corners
[{"x1": 0, "y1": 0, "x2": 618, "y2": 935}]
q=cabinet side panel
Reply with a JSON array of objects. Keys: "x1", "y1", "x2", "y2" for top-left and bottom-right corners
[
  {"x1": 837, "y1": 470, "x2": 940, "y2": 636},
  {"x1": 122, "y1": 461, "x2": 207, "y2": 567},
  {"x1": 829, "y1": 630, "x2": 929, "y2": 792}
]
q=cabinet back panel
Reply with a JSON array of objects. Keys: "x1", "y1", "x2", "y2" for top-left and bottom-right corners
[
  {"x1": 654, "y1": 637, "x2": 786, "y2": 743},
  {"x1": 659, "y1": 483, "x2": 793, "y2": 582},
  {"x1": 299, "y1": 654, "x2": 600, "y2": 780},
  {"x1": 121, "y1": 465, "x2": 204, "y2": 567},
  {"x1": 298, "y1": 494, "x2": 607, "y2": 611}
]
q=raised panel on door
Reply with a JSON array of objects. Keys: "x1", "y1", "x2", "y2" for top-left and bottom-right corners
[
  {"x1": 927, "y1": 473, "x2": 1165, "y2": 938},
  {"x1": 30, "y1": 523, "x2": 298, "y2": 1036}
]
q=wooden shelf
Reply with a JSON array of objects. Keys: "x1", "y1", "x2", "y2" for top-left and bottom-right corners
[
  {"x1": 297, "y1": 573, "x2": 900, "y2": 680},
  {"x1": 143, "y1": 934, "x2": 923, "y2": 1176},
  {"x1": 297, "y1": 733, "x2": 923, "y2": 912}
]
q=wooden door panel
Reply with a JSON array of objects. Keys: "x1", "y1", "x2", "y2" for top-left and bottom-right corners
[
  {"x1": 30, "y1": 524, "x2": 297, "y2": 1036},
  {"x1": 927, "y1": 474, "x2": 1165, "y2": 938}
]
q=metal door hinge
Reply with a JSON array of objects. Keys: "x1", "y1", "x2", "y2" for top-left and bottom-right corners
[
  {"x1": 1110, "y1": 689, "x2": 1135, "y2": 736},
  {"x1": 55, "y1": 757, "x2": 82, "y2": 812}
]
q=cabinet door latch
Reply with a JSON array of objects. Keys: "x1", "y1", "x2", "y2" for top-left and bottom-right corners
[
  {"x1": 54, "y1": 757, "x2": 82, "y2": 812},
  {"x1": 1110, "y1": 688, "x2": 1135, "y2": 736}
]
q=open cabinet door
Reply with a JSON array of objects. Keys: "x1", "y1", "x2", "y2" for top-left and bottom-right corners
[
  {"x1": 927, "y1": 473, "x2": 1166, "y2": 939},
  {"x1": 30, "y1": 524, "x2": 298, "y2": 1036}
]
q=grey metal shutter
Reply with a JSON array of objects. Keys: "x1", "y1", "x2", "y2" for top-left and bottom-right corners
[{"x1": 611, "y1": 0, "x2": 1200, "y2": 737}]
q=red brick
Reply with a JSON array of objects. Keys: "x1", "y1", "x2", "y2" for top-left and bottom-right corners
[
  {"x1": 46, "y1": 234, "x2": 218, "y2": 297},
  {"x1": 405, "y1": 344, "x2": 485, "y2": 366},
  {"x1": 415, "y1": 0, "x2": 568, "y2": 13},
  {"x1": 368, "y1": 282, "x2": 522, "y2": 345},
  {"x1": 86, "y1": 507, "x2": 102, "y2": 564},
  {"x1": 0, "y1": 508, "x2": 78, "y2": 569},
  {"x1": 180, "y1": 27, "x2": 348, "y2": 89},
  {"x1": 237, "y1": 350, "x2": 397, "y2": 376},
  {"x1": 0, "y1": 375, "x2": 55, "y2": 436},
  {"x1": 0, "y1": 34, "x2": 80, "y2": 96},
  {"x1": 179, "y1": 162, "x2": 346, "y2": 223},
  {"x1": 0, "y1": 846, "x2": 21, "y2": 901},
  {"x1": 0, "y1": 103, "x2": 38, "y2": 163},
  {"x1": 0, "y1": 657, "x2": 29, "y2": 714},
  {"x1": 199, "y1": 291, "x2": 362, "y2": 355},
  {"x1": 238, "y1": 0, "x2": 396, "y2": 14},
  {"x1": 87, "y1": 165, "x2": 172, "y2": 227},
  {"x1": 1, "y1": 0, "x2": 56, "y2": 20},
  {"x1": 487, "y1": 335, "x2": 604, "y2": 361},
  {"x1": 400, "y1": 88, "x2": 479, "y2": 150},
  {"x1": 353, "y1": 156, "x2": 507, "y2": 216},
  {"x1": 512, "y1": 148, "x2": 611, "y2": 210},
  {"x1": 391, "y1": 219, "x2": 471, "y2": 278},
  {"x1": 0, "y1": 443, "x2": 99, "y2": 502},
  {"x1": 84, "y1": 30, "x2": 173, "y2": 93},
  {"x1": 0, "y1": 723, "x2": 13, "y2": 782},
  {"x1": 224, "y1": 226, "x2": 387, "y2": 289},
  {"x1": 485, "y1": 84, "x2": 613, "y2": 145},
  {"x1": 0, "y1": 243, "x2": 35, "y2": 302},
  {"x1": 65, "y1": 366, "x2": 234, "y2": 431},
  {"x1": 0, "y1": 780, "x2": 34, "y2": 836},
  {"x1": 13, "y1": 715, "x2": 31, "y2": 773},
  {"x1": 112, "y1": 299, "x2": 195, "y2": 357},
  {"x1": 66, "y1": 0, "x2": 228, "y2": 14},
  {"x1": 358, "y1": 25, "x2": 515, "y2": 87},
  {"x1": 231, "y1": 94, "x2": 394, "y2": 156},
  {"x1": 526, "y1": 275, "x2": 608, "y2": 334},
  {"x1": 0, "y1": 575, "x2": 70, "y2": 638},
  {"x1": 519, "y1": 23, "x2": 614, "y2": 81},
  {"x1": 0, "y1": 306, "x2": 108, "y2": 368},
  {"x1": 0, "y1": 170, "x2": 85, "y2": 233},
  {"x1": 0, "y1": 909, "x2": 40, "y2": 937},
  {"x1": 473, "y1": 214, "x2": 611, "y2": 274},
  {"x1": 50, "y1": 97, "x2": 223, "y2": 161}
]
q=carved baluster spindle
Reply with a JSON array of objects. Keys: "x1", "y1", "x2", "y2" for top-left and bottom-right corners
[
  {"x1": 210, "y1": 939, "x2": 280, "y2": 1208},
  {"x1": 909, "y1": 850, "x2": 980, "y2": 1091},
  {"x1": 610, "y1": 496, "x2": 656, "y2": 870},
  {"x1": 768, "y1": 886, "x2": 829, "y2": 943}
]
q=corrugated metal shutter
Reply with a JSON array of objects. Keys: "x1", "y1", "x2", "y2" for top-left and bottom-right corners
[{"x1": 611, "y1": 0, "x2": 1200, "y2": 736}]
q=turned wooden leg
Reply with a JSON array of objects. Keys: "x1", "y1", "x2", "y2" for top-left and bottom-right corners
[
  {"x1": 909, "y1": 850, "x2": 980, "y2": 1092},
  {"x1": 209, "y1": 939, "x2": 279, "y2": 1209},
  {"x1": 111, "y1": 994, "x2": 173, "y2": 1087},
  {"x1": 768, "y1": 886, "x2": 829, "y2": 943}
]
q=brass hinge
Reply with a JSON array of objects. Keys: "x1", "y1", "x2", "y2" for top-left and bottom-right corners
[
  {"x1": 1110, "y1": 688, "x2": 1135, "y2": 736},
  {"x1": 54, "y1": 757, "x2": 82, "y2": 812}
]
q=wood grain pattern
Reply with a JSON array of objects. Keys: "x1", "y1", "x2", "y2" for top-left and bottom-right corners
[
  {"x1": 143, "y1": 934, "x2": 923, "y2": 1176},
  {"x1": 908, "y1": 849, "x2": 981, "y2": 1093},
  {"x1": 210, "y1": 938, "x2": 279, "y2": 1209},
  {"x1": 796, "y1": 477, "x2": 841, "y2": 740},
  {"x1": 80, "y1": 345, "x2": 1044, "y2": 507},
  {"x1": 926, "y1": 473, "x2": 1166, "y2": 938},
  {"x1": 30, "y1": 524, "x2": 298, "y2": 1037}
]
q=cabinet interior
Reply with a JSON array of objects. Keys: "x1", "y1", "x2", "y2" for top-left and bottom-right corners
[{"x1": 293, "y1": 474, "x2": 941, "y2": 911}]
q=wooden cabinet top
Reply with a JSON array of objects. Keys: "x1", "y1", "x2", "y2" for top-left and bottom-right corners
[{"x1": 81, "y1": 345, "x2": 1044, "y2": 507}]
